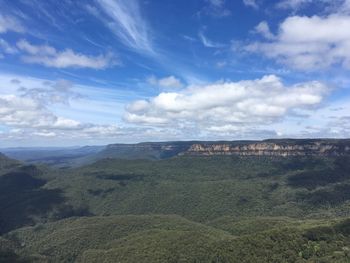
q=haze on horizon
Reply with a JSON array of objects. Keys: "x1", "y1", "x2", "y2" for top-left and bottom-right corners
[{"x1": 0, "y1": 0, "x2": 350, "y2": 147}]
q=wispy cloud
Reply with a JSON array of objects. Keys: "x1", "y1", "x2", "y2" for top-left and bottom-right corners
[
  {"x1": 198, "y1": 32, "x2": 225, "y2": 48},
  {"x1": 243, "y1": 0, "x2": 259, "y2": 9},
  {"x1": 94, "y1": 0, "x2": 154, "y2": 54},
  {"x1": 18, "y1": 79, "x2": 83, "y2": 105},
  {"x1": 200, "y1": 0, "x2": 231, "y2": 17},
  {"x1": 147, "y1": 75, "x2": 184, "y2": 89},
  {"x1": 254, "y1": 21, "x2": 275, "y2": 40},
  {"x1": 0, "y1": 39, "x2": 18, "y2": 54},
  {"x1": 275, "y1": 0, "x2": 350, "y2": 12},
  {"x1": 276, "y1": 0, "x2": 313, "y2": 10},
  {"x1": 17, "y1": 40, "x2": 117, "y2": 69},
  {"x1": 0, "y1": 13, "x2": 24, "y2": 33}
]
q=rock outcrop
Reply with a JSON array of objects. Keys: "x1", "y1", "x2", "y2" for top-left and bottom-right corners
[
  {"x1": 99, "y1": 139, "x2": 350, "y2": 159},
  {"x1": 182, "y1": 140, "x2": 350, "y2": 157}
]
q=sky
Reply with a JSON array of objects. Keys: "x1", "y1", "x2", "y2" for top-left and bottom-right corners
[{"x1": 0, "y1": 0, "x2": 350, "y2": 147}]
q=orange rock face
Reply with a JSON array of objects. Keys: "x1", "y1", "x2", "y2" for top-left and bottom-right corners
[{"x1": 183, "y1": 142, "x2": 350, "y2": 157}]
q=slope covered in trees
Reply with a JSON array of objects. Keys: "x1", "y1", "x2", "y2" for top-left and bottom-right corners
[{"x1": 0, "y1": 144, "x2": 350, "y2": 262}]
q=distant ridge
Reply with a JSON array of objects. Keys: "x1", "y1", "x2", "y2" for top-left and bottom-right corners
[
  {"x1": 101, "y1": 139, "x2": 350, "y2": 159},
  {"x1": 2, "y1": 139, "x2": 350, "y2": 167}
]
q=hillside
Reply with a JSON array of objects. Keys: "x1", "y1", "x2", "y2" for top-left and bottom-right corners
[
  {"x1": 1, "y1": 140, "x2": 350, "y2": 262},
  {"x1": 3, "y1": 215, "x2": 350, "y2": 262},
  {"x1": 0, "y1": 153, "x2": 21, "y2": 172},
  {"x1": 41, "y1": 155, "x2": 350, "y2": 222},
  {"x1": 0, "y1": 154, "x2": 90, "y2": 235}
]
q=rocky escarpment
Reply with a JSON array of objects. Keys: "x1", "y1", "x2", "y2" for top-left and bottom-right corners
[
  {"x1": 97, "y1": 139, "x2": 350, "y2": 160},
  {"x1": 182, "y1": 140, "x2": 350, "y2": 157}
]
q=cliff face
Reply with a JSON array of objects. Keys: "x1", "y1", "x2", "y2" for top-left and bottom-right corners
[
  {"x1": 101, "y1": 139, "x2": 350, "y2": 159},
  {"x1": 182, "y1": 141, "x2": 350, "y2": 157}
]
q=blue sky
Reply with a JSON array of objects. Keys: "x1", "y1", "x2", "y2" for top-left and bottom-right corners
[{"x1": 0, "y1": 0, "x2": 350, "y2": 146}]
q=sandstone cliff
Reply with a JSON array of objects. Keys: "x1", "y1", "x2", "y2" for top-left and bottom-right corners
[
  {"x1": 182, "y1": 140, "x2": 350, "y2": 157},
  {"x1": 98, "y1": 139, "x2": 350, "y2": 159}
]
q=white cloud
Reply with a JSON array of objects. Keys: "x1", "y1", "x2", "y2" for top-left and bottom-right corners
[
  {"x1": 0, "y1": 72, "x2": 347, "y2": 144},
  {"x1": 342, "y1": 0, "x2": 350, "y2": 13},
  {"x1": 0, "y1": 39, "x2": 18, "y2": 54},
  {"x1": 16, "y1": 40, "x2": 116, "y2": 69},
  {"x1": 94, "y1": 0, "x2": 153, "y2": 53},
  {"x1": 270, "y1": 98, "x2": 350, "y2": 138},
  {"x1": 243, "y1": 0, "x2": 259, "y2": 9},
  {"x1": 0, "y1": 73, "x2": 157, "y2": 145},
  {"x1": 276, "y1": 0, "x2": 350, "y2": 15},
  {"x1": 19, "y1": 79, "x2": 82, "y2": 105},
  {"x1": 0, "y1": 80, "x2": 127, "y2": 142},
  {"x1": 254, "y1": 21, "x2": 275, "y2": 40},
  {"x1": 148, "y1": 76, "x2": 184, "y2": 88},
  {"x1": 198, "y1": 32, "x2": 225, "y2": 48},
  {"x1": 125, "y1": 75, "x2": 329, "y2": 133},
  {"x1": 0, "y1": 77, "x2": 91, "y2": 130},
  {"x1": 0, "y1": 14, "x2": 24, "y2": 33},
  {"x1": 247, "y1": 14, "x2": 350, "y2": 70},
  {"x1": 33, "y1": 131, "x2": 57, "y2": 137},
  {"x1": 203, "y1": 0, "x2": 231, "y2": 17},
  {"x1": 51, "y1": 117, "x2": 82, "y2": 130},
  {"x1": 207, "y1": 0, "x2": 225, "y2": 7},
  {"x1": 276, "y1": 0, "x2": 313, "y2": 10},
  {"x1": 0, "y1": 86, "x2": 88, "y2": 131},
  {"x1": 216, "y1": 61, "x2": 227, "y2": 68},
  {"x1": 0, "y1": 94, "x2": 69, "y2": 129}
]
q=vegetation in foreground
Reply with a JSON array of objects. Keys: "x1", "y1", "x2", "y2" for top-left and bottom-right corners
[{"x1": 2, "y1": 215, "x2": 350, "y2": 262}]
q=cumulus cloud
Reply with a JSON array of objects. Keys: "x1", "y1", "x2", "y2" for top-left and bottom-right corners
[
  {"x1": 0, "y1": 94, "x2": 75, "y2": 129},
  {"x1": 0, "y1": 14, "x2": 24, "y2": 33},
  {"x1": 0, "y1": 79, "x2": 86, "y2": 131},
  {"x1": 16, "y1": 40, "x2": 116, "y2": 69},
  {"x1": 148, "y1": 76, "x2": 184, "y2": 88},
  {"x1": 0, "y1": 80, "x2": 129, "y2": 142},
  {"x1": 247, "y1": 14, "x2": 350, "y2": 70},
  {"x1": 0, "y1": 73, "x2": 344, "y2": 143},
  {"x1": 0, "y1": 78, "x2": 97, "y2": 131},
  {"x1": 125, "y1": 75, "x2": 329, "y2": 134},
  {"x1": 0, "y1": 74, "x2": 167, "y2": 144}
]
